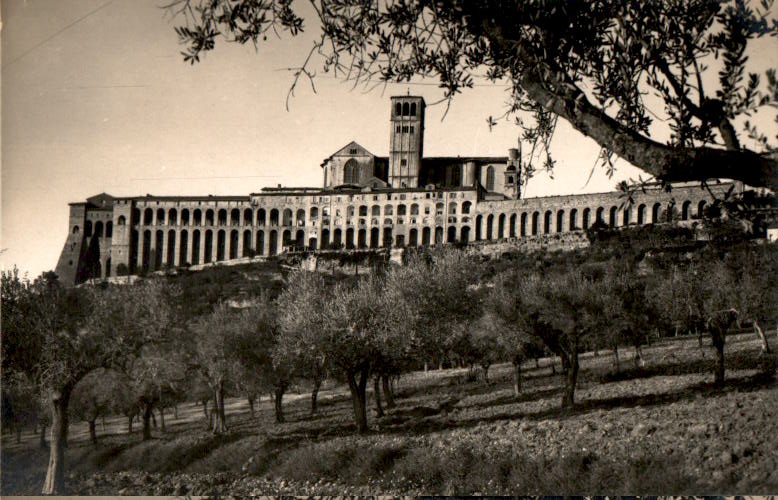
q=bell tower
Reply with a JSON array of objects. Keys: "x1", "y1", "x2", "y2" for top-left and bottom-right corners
[{"x1": 389, "y1": 96, "x2": 425, "y2": 188}]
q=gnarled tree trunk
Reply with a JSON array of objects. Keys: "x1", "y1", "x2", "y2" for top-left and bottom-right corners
[
  {"x1": 88, "y1": 419, "x2": 97, "y2": 445},
  {"x1": 142, "y1": 402, "x2": 154, "y2": 440},
  {"x1": 42, "y1": 386, "x2": 73, "y2": 495},
  {"x1": 481, "y1": 362, "x2": 491, "y2": 384},
  {"x1": 212, "y1": 380, "x2": 227, "y2": 433},
  {"x1": 310, "y1": 377, "x2": 322, "y2": 415},
  {"x1": 561, "y1": 351, "x2": 580, "y2": 409},
  {"x1": 381, "y1": 375, "x2": 395, "y2": 408},
  {"x1": 346, "y1": 366, "x2": 370, "y2": 434},
  {"x1": 373, "y1": 376, "x2": 384, "y2": 418},
  {"x1": 248, "y1": 394, "x2": 256, "y2": 418},
  {"x1": 274, "y1": 384, "x2": 285, "y2": 424}
]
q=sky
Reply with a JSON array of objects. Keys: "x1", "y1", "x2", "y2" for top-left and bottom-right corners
[{"x1": 1, "y1": 0, "x2": 776, "y2": 279}]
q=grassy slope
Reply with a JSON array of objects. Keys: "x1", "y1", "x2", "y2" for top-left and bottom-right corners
[{"x1": 3, "y1": 333, "x2": 776, "y2": 495}]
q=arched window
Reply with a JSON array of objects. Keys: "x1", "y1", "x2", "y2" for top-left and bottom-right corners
[
  {"x1": 244, "y1": 208, "x2": 253, "y2": 225},
  {"x1": 384, "y1": 204, "x2": 394, "y2": 216},
  {"x1": 462, "y1": 201, "x2": 471, "y2": 214},
  {"x1": 410, "y1": 102, "x2": 417, "y2": 116},
  {"x1": 556, "y1": 210, "x2": 564, "y2": 233},
  {"x1": 402, "y1": 102, "x2": 410, "y2": 115},
  {"x1": 257, "y1": 208, "x2": 266, "y2": 226},
  {"x1": 582, "y1": 208, "x2": 590, "y2": 229},
  {"x1": 343, "y1": 159, "x2": 359, "y2": 184},
  {"x1": 193, "y1": 209, "x2": 202, "y2": 226},
  {"x1": 395, "y1": 102, "x2": 402, "y2": 116},
  {"x1": 296, "y1": 209, "x2": 306, "y2": 226},
  {"x1": 486, "y1": 166, "x2": 495, "y2": 191},
  {"x1": 569, "y1": 208, "x2": 578, "y2": 230},
  {"x1": 436, "y1": 202, "x2": 444, "y2": 216},
  {"x1": 448, "y1": 203, "x2": 457, "y2": 214},
  {"x1": 205, "y1": 209, "x2": 215, "y2": 225},
  {"x1": 544, "y1": 211, "x2": 552, "y2": 234},
  {"x1": 181, "y1": 209, "x2": 190, "y2": 226},
  {"x1": 531, "y1": 212, "x2": 539, "y2": 235},
  {"x1": 397, "y1": 204, "x2": 407, "y2": 216},
  {"x1": 609, "y1": 206, "x2": 617, "y2": 226},
  {"x1": 596, "y1": 207, "x2": 604, "y2": 223},
  {"x1": 372, "y1": 205, "x2": 380, "y2": 216},
  {"x1": 410, "y1": 203, "x2": 420, "y2": 215},
  {"x1": 73, "y1": 225, "x2": 80, "y2": 234},
  {"x1": 117, "y1": 216, "x2": 126, "y2": 226},
  {"x1": 144, "y1": 208, "x2": 153, "y2": 225},
  {"x1": 282, "y1": 208, "x2": 293, "y2": 226},
  {"x1": 218, "y1": 209, "x2": 228, "y2": 225},
  {"x1": 157, "y1": 208, "x2": 165, "y2": 225},
  {"x1": 347, "y1": 206, "x2": 355, "y2": 217},
  {"x1": 697, "y1": 200, "x2": 707, "y2": 219},
  {"x1": 168, "y1": 208, "x2": 177, "y2": 226},
  {"x1": 85, "y1": 221, "x2": 93, "y2": 237},
  {"x1": 623, "y1": 206, "x2": 632, "y2": 225},
  {"x1": 652, "y1": 203, "x2": 661, "y2": 223},
  {"x1": 681, "y1": 200, "x2": 691, "y2": 220},
  {"x1": 310, "y1": 207, "x2": 319, "y2": 219},
  {"x1": 359, "y1": 205, "x2": 368, "y2": 217},
  {"x1": 637, "y1": 204, "x2": 646, "y2": 225},
  {"x1": 95, "y1": 221, "x2": 104, "y2": 237}
]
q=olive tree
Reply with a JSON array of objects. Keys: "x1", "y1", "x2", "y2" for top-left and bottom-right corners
[
  {"x1": 0, "y1": 273, "x2": 176, "y2": 494},
  {"x1": 171, "y1": 0, "x2": 778, "y2": 190},
  {"x1": 521, "y1": 271, "x2": 610, "y2": 408}
]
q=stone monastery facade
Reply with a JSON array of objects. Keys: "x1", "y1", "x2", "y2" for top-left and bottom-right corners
[{"x1": 56, "y1": 96, "x2": 733, "y2": 285}]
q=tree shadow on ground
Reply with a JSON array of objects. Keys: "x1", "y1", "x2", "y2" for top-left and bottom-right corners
[
  {"x1": 377, "y1": 371, "x2": 776, "y2": 437},
  {"x1": 589, "y1": 348, "x2": 762, "y2": 384}
]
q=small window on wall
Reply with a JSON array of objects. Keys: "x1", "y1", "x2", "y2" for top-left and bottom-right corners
[
  {"x1": 401, "y1": 159, "x2": 407, "y2": 166},
  {"x1": 396, "y1": 125, "x2": 401, "y2": 133},
  {"x1": 402, "y1": 126, "x2": 409, "y2": 133},
  {"x1": 349, "y1": 148, "x2": 357, "y2": 154},
  {"x1": 410, "y1": 126, "x2": 414, "y2": 133}
]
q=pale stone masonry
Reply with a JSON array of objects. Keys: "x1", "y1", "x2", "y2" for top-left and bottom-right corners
[{"x1": 55, "y1": 96, "x2": 733, "y2": 286}]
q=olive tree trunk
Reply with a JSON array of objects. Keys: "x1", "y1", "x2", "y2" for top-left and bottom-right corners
[
  {"x1": 561, "y1": 351, "x2": 580, "y2": 409},
  {"x1": 42, "y1": 386, "x2": 73, "y2": 495},
  {"x1": 373, "y1": 376, "x2": 384, "y2": 418},
  {"x1": 274, "y1": 385, "x2": 285, "y2": 423},
  {"x1": 381, "y1": 375, "x2": 395, "y2": 408},
  {"x1": 88, "y1": 419, "x2": 97, "y2": 445},
  {"x1": 142, "y1": 402, "x2": 154, "y2": 440},
  {"x1": 346, "y1": 366, "x2": 370, "y2": 434},
  {"x1": 310, "y1": 377, "x2": 322, "y2": 416},
  {"x1": 212, "y1": 381, "x2": 227, "y2": 433}
]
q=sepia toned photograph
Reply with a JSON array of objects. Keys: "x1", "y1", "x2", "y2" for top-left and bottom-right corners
[{"x1": 2, "y1": 0, "x2": 777, "y2": 496}]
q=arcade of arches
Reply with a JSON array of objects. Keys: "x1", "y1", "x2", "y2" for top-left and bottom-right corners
[{"x1": 57, "y1": 182, "x2": 730, "y2": 283}]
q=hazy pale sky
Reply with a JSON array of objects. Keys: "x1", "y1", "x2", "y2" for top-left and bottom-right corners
[{"x1": 2, "y1": 0, "x2": 776, "y2": 279}]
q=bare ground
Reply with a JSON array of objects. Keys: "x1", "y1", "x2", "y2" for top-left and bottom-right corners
[{"x1": 2, "y1": 332, "x2": 776, "y2": 495}]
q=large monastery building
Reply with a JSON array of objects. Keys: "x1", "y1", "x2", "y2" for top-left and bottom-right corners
[{"x1": 56, "y1": 96, "x2": 732, "y2": 286}]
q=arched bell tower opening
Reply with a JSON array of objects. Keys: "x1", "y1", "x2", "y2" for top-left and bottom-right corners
[{"x1": 389, "y1": 95, "x2": 425, "y2": 188}]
